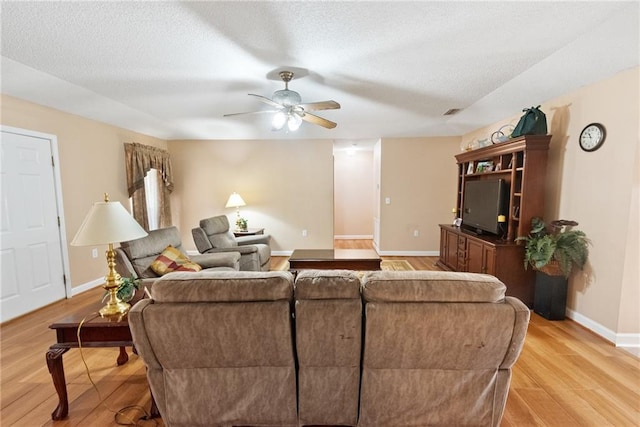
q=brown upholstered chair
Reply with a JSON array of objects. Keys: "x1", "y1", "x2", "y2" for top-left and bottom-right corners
[
  {"x1": 358, "y1": 271, "x2": 529, "y2": 427},
  {"x1": 129, "y1": 270, "x2": 298, "y2": 427},
  {"x1": 191, "y1": 215, "x2": 271, "y2": 271},
  {"x1": 294, "y1": 270, "x2": 362, "y2": 426}
]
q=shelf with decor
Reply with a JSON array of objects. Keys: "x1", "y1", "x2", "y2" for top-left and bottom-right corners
[{"x1": 440, "y1": 135, "x2": 551, "y2": 306}]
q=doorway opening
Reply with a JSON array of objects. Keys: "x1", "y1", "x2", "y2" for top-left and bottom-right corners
[{"x1": 333, "y1": 139, "x2": 380, "y2": 248}]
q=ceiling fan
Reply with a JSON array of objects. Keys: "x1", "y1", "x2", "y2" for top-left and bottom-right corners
[{"x1": 224, "y1": 71, "x2": 340, "y2": 131}]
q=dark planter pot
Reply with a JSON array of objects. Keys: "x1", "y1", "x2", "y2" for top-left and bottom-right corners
[{"x1": 533, "y1": 271, "x2": 568, "y2": 320}]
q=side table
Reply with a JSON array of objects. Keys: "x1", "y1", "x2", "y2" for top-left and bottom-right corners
[
  {"x1": 233, "y1": 227, "x2": 265, "y2": 237},
  {"x1": 46, "y1": 292, "x2": 157, "y2": 420}
]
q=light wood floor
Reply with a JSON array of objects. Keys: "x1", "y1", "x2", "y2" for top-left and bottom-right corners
[{"x1": 2, "y1": 240, "x2": 638, "y2": 426}]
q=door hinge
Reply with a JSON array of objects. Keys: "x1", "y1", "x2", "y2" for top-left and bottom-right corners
[
  {"x1": 57, "y1": 216, "x2": 61, "y2": 227},
  {"x1": 52, "y1": 156, "x2": 55, "y2": 167},
  {"x1": 63, "y1": 274, "x2": 67, "y2": 285}
]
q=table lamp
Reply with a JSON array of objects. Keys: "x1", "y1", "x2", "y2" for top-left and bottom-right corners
[
  {"x1": 225, "y1": 192, "x2": 246, "y2": 231},
  {"x1": 71, "y1": 193, "x2": 148, "y2": 316}
]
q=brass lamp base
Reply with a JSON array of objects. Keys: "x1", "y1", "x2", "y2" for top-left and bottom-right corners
[
  {"x1": 98, "y1": 243, "x2": 131, "y2": 317},
  {"x1": 99, "y1": 288, "x2": 131, "y2": 317}
]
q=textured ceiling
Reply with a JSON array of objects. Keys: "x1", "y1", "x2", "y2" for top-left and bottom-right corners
[{"x1": 1, "y1": 1, "x2": 638, "y2": 141}]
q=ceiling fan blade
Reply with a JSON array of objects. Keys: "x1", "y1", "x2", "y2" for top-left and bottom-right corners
[
  {"x1": 248, "y1": 93, "x2": 283, "y2": 109},
  {"x1": 298, "y1": 100, "x2": 341, "y2": 111},
  {"x1": 223, "y1": 110, "x2": 279, "y2": 117},
  {"x1": 300, "y1": 111, "x2": 337, "y2": 129}
]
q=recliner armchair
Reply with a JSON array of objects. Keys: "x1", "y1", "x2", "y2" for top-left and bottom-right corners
[{"x1": 192, "y1": 215, "x2": 271, "y2": 271}]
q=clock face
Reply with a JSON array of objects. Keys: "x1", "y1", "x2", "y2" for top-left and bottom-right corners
[{"x1": 579, "y1": 123, "x2": 606, "y2": 152}]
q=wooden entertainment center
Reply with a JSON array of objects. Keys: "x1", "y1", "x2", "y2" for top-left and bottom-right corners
[{"x1": 437, "y1": 135, "x2": 551, "y2": 306}]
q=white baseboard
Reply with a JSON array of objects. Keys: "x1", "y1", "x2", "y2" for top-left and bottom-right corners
[
  {"x1": 334, "y1": 235, "x2": 374, "y2": 240},
  {"x1": 71, "y1": 278, "x2": 104, "y2": 297},
  {"x1": 616, "y1": 333, "x2": 640, "y2": 349},
  {"x1": 272, "y1": 250, "x2": 293, "y2": 256},
  {"x1": 566, "y1": 308, "x2": 640, "y2": 352}
]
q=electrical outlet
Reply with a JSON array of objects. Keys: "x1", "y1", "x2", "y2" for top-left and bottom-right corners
[
  {"x1": 92, "y1": 248, "x2": 98, "y2": 258},
  {"x1": 302, "y1": 229, "x2": 308, "y2": 237},
  {"x1": 413, "y1": 230, "x2": 420, "y2": 237},
  {"x1": 385, "y1": 197, "x2": 391, "y2": 205}
]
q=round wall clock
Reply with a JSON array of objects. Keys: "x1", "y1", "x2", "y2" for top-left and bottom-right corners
[{"x1": 579, "y1": 123, "x2": 606, "y2": 152}]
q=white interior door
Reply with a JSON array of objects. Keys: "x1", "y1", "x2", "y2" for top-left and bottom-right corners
[{"x1": 1, "y1": 129, "x2": 66, "y2": 322}]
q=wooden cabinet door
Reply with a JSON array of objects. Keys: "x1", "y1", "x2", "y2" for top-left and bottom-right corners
[
  {"x1": 444, "y1": 229, "x2": 459, "y2": 270},
  {"x1": 466, "y1": 238, "x2": 484, "y2": 273},
  {"x1": 482, "y1": 245, "x2": 496, "y2": 275},
  {"x1": 439, "y1": 228, "x2": 447, "y2": 266}
]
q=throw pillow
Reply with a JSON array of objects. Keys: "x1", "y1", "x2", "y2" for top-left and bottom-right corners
[{"x1": 150, "y1": 246, "x2": 202, "y2": 276}]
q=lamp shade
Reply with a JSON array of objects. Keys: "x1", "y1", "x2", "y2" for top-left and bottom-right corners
[
  {"x1": 71, "y1": 198, "x2": 148, "y2": 246},
  {"x1": 225, "y1": 192, "x2": 246, "y2": 209}
]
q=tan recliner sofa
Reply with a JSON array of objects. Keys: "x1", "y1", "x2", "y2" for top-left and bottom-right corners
[
  {"x1": 129, "y1": 270, "x2": 528, "y2": 427},
  {"x1": 129, "y1": 270, "x2": 298, "y2": 427}
]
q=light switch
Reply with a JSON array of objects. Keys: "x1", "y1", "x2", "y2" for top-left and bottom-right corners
[{"x1": 385, "y1": 197, "x2": 391, "y2": 205}]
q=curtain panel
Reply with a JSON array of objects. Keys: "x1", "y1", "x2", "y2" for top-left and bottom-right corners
[{"x1": 124, "y1": 143, "x2": 174, "y2": 230}]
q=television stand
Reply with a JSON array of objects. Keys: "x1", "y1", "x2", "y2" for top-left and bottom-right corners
[
  {"x1": 437, "y1": 224, "x2": 535, "y2": 307},
  {"x1": 440, "y1": 135, "x2": 550, "y2": 307}
]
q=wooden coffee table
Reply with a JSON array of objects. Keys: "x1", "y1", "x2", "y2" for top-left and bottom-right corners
[{"x1": 288, "y1": 249, "x2": 381, "y2": 271}]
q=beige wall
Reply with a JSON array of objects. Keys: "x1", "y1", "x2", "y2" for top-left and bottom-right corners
[
  {"x1": 334, "y1": 150, "x2": 374, "y2": 237},
  {"x1": 167, "y1": 139, "x2": 334, "y2": 254},
  {"x1": 1, "y1": 95, "x2": 168, "y2": 288},
  {"x1": 378, "y1": 137, "x2": 461, "y2": 254},
  {"x1": 462, "y1": 67, "x2": 639, "y2": 337}
]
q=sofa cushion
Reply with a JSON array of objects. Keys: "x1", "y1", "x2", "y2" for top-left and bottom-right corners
[
  {"x1": 150, "y1": 246, "x2": 202, "y2": 276},
  {"x1": 295, "y1": 270, "x2": 361, "y2": 299},
  {"x1": 362, "y1": 271, "x2": 506, "y2": 303},
  {"x1": 151, "y1": 270, "x2": 294, "y2": 303}
]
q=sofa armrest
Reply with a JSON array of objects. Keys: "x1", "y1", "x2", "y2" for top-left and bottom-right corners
[
  {"x1": 204, "y1": 246, "x2": 259, "y2": 255},
  {"x1": 500, "y1": 296, "x2": 530, "y2": 369},
  {"x1": 191, "y1": 227, "x2": 213, "y2": 254},
  {"x1": 191, "y1": 252, "x2": 241, "y2": 270},
  {"x1": 237, "y1": 234, "x2": 270, "y2": 246},
  {"x1": 114, "y1": 247, "x2": 139, "y2": 279},
  {"x1": 128, "y1": 299, "x2": 162, "y2": 370}
]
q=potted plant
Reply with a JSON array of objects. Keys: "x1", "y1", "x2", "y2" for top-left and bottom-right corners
[
  {"x1": 517, "y1": 217, "x2": 590, "y2": 320},
  {"x1": 103, "y1": 276, "x2": 141, "y2": 304},
  {"x1": 236, "y1": 217, "x2": 248, "y2": 231}
]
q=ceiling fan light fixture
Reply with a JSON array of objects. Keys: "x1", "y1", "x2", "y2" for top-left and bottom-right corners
[
  {"x1": 272, "y1": 111, "x2": 287, "y2": 130},
  {"x1": 287, "y1": 112, "x2": 302, "y2": 131},
  {"x1": 273, "y1": 89, "x2": 301, "y2": 106},
  {"x1": 226, "y1": 70, "x2": 339, "y2": 131}
]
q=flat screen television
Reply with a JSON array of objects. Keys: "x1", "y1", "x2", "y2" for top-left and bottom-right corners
[{"x1": 462, "y1": 179, "x2": 509, "y2": 235}]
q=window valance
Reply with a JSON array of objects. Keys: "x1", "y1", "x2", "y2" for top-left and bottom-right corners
[{"x1": 124, "y1": 142, "x2": 173, "y2": 197}]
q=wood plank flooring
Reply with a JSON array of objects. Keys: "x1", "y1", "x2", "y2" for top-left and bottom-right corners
[{"x1": 1, "y1": 240, "x2": 638, "y2": 426}]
